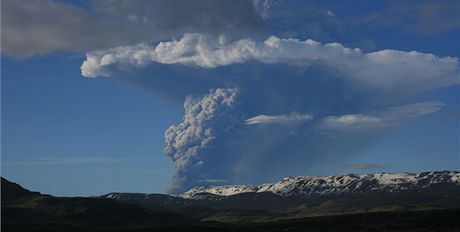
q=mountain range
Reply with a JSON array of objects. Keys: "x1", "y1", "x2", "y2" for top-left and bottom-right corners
[
  {"x1": 180, "y1": 171, "x2": 460, "y2": 198},
  {"x1": 2, "y1": 171, "x2": 460, "y2": 231}
]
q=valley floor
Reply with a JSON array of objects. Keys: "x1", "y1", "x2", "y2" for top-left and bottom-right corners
[{"x1": 3, "y1": 208, "x2": 459, "y2": 232}]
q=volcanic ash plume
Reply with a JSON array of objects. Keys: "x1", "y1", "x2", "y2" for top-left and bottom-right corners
[{"x1": 164, "y1": 88, "x2": 241, "y2": 193}]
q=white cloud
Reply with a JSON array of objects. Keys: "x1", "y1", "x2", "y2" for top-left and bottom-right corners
[
  {"x1": 245, "y1": 112, "x2": 313, "y2": 125},
  {"x1": 321, "y1": 115, "x2": 380, "y2": 130},
  {"x1": 320, "y1": 101, "x2": 444, "y2": 131},
  {"x1": 81, "y1": 34, "x2": 459, "y2": 91}
]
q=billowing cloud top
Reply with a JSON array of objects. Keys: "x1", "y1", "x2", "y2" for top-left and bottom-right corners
[
  {"x1": 164, "y1": 88, "x2": 241, "y2": 193},
  {"x1": 81, "y1": 34, "x2": 459, "y2": 91}
]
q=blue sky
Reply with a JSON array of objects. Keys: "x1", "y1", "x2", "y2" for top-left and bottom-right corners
[
  {"x1": 1, "y1": 0, "x2": 459, "y2": 196},
  {"x1": 2, "y1": 54, "x2": 179, "y2": 195}
]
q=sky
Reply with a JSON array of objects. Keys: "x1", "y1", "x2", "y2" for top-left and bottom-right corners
[{"x1": 1, "y1": 0, "x2": 459, "y2": 196}]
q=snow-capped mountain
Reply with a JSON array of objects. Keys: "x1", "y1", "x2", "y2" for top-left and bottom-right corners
[
  {"x1": 97, "y1": 170, "x2": 460, "y2": 218},
  {"x1": 181, "y1": 171, "x2": 460, "y2": 199}
]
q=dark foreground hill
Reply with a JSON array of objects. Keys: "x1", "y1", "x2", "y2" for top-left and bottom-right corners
[{"x1": 2, "y1": 173, "x2": 460, "y2": 232}]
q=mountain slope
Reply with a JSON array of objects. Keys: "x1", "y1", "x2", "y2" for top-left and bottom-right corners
[
  {"x1": 1, "y1": 177, "x2": 187, "y2": 231},
  {"x1": 1, "y1": 177, "x2": 42, "y2": 205}
]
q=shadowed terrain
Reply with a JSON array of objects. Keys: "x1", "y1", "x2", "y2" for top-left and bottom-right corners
[{"x1": 2, "y1": 175, "x2": 460, "y2": 232}]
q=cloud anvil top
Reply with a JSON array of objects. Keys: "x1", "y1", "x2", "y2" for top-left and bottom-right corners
[{"x1": 81, "y1": 34, "x2": 459, "y2": 91}]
